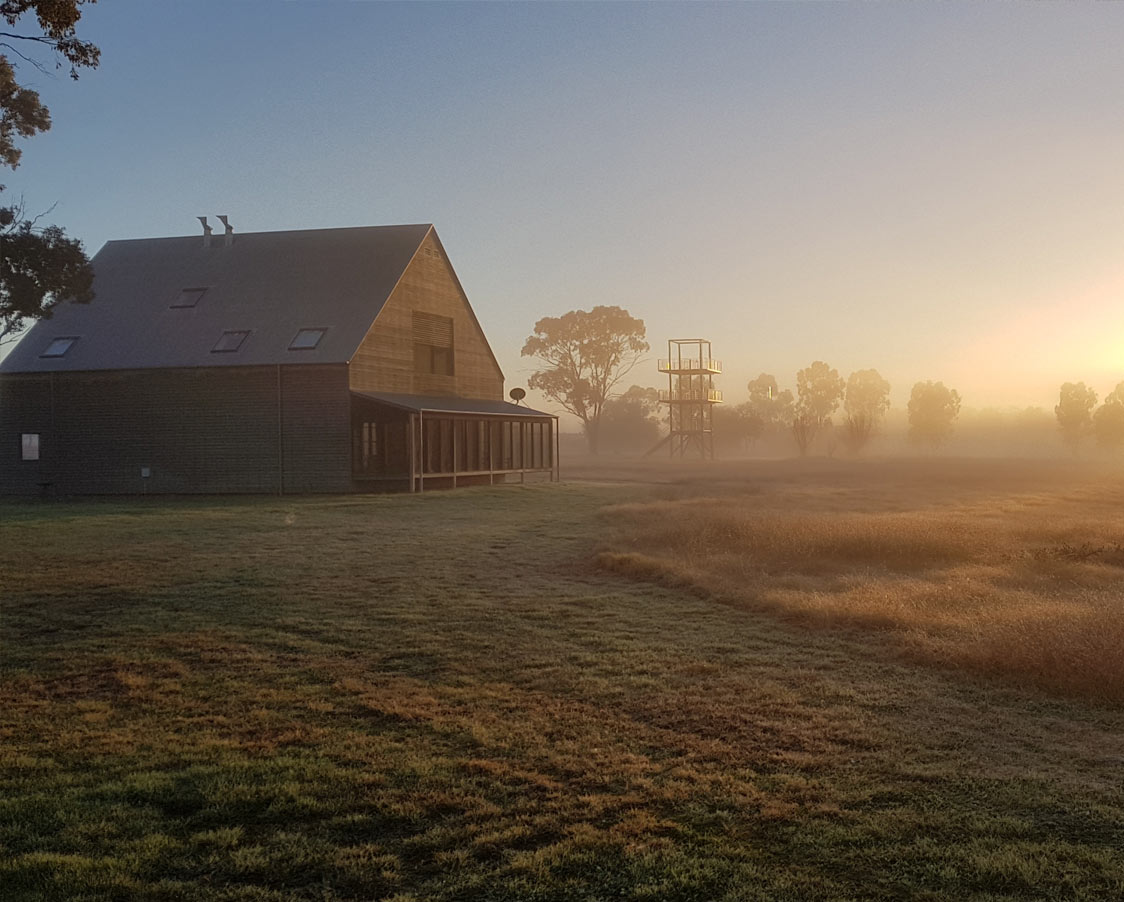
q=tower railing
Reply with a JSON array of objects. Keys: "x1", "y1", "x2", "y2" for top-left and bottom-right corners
[
  {"x1": 657, "y1": 358, "x2": 722, "y2": 374},
  {"x1": 658, "y1": 389, "x2": 723, "y2": 403}
]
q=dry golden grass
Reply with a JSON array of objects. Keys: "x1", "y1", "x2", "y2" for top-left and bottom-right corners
[{"x1": 595, "y1": 456, "x2": 1124, "y2": 702}]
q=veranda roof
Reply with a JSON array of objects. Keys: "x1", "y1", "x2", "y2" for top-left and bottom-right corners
[{"x1": 352, "y1": 390, "x2": 554, "y2": 419}]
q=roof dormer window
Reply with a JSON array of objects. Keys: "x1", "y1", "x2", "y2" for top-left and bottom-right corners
[
  {"x1": 41, "y1": 337, "x2": 78, "y2": 358},
  {"x1": 212, "y1": 330, "x2": 249, "y2": 353},
  {"x1": 172, "y1": 287, "x2": 207, "y2": 308},
  {"x1": 289, "y1": 328, "x2": 327, "y2": 350}
]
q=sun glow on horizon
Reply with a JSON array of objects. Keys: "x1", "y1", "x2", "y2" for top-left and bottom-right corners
[{"x1": 945, "y1": 262, "x2": 1124, "y2": 408}]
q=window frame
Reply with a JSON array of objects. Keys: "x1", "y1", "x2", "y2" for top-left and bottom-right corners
[
  {"x1": 40, "y1": 337, "x2": 78, "y2": 358},
  {"x1": 412, "y1": 312, "x2": 454, "y2": 376},
  {"x1": 171, "y1": 287, "x2": 208, "y2": 308},
  {"x1": 211, "y1": 330, "x2": 250, "y2": 353},
  {"x1": 413, "y1": 342, "x2": 455, "y2": 376},
  {"x1": 430, "y1": 345, "x2": 454, "y2": 376},
  {"x1": 21, "y1": 433, "x2": 40, "y2": 461},
  {"x1": 288, "y1": 328, "x2": 328, "y2": 350}
]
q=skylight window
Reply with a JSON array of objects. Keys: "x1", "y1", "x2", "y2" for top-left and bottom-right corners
[
  {"x1": 212, "y1": 330, "x2": 249, "y2": 353},
  {"x1": 289, "y1": 328, "x2": 327, "y2": 350},
  {"x1": 41, "y1": 337, "x2": 78, "y2": 358},
  {"x1": 171, "y1": 287, "x2": 207, "y2": 308}
]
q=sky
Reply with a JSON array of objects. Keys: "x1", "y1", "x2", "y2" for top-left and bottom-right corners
[{"x1": 5, "y1": 1, "x2": 1124, "y2": 417}]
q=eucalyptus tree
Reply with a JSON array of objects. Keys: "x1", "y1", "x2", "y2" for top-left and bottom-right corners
[
  {"x1": 1055, "y1": 382, "x2": 1098, "y2": 454},
  {"x1": 522, "y1": 306, "x2": 648, "y2": 454},
  {"x1": 1, "y1": 0, "x2": 100, "y2": 343},
  {"x1": 792, "y1": 361, "x2": 844, "y2": 456},
  {"x1": 907, "y1": 381, "x2": 962, "y2": 450}
]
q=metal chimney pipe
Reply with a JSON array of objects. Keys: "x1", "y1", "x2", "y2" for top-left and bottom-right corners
[
  {"x1": 217, "y1": 214, "x2": 233, "y2": 247},
  {"x1": 198, "y1": 216, "x2": 213, "y2": 248}
]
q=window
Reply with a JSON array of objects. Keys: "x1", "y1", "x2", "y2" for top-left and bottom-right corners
[
  {"x1": 289, "y1": 328, "x2": 327, "y2": 350},
  {"x1": 21, "y1": 434, "x2": 40, "y2": 461},
  {"x1": 41, "y1": 337, "x2": 77, "y2": 358},
  {"x1": 413, "y1": 312, "x2": 454, "y2": 376},
  {"x1": 212, "y1": 330, "x2": 249, "y2": 352},
  {"x1": 431, "y1": 346, "x2": 453, "y2": 375},
  {"x1": 353, "y1": 420, "x2": 379, "y2": 474},
  {"x1": 414, "y1": 343, "x2": 455, "y2": 376},
  {"x1": 171, "y1": 287, "x2": 207, "y2": 308}
]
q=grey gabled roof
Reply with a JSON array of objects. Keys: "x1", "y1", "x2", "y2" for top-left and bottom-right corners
[
  {"x1": 353, "y1": 390, "x2": 555, "y2": 419},
  {"x1": 1, "y1": 223, "x2": 434, "y2": 374}
]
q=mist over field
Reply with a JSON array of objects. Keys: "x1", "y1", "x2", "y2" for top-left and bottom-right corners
[
  {"x1": 709, "y1": 405, "x2": 1066, "y2": 460},
  {"x1": 579, "y1": 361, "x2": 1124, "y2": 462}
]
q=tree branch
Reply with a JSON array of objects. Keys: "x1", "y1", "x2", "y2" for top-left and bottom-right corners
[{"x1": 0, "y1": 38, "x2": 49, "y2": 73}]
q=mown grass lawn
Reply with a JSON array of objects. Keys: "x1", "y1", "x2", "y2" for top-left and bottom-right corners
[{"x1": 2, "y1": 465, "x2": 1123, "y2": 901}]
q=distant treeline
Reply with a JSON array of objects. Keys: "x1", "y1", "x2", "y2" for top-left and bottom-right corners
[{"x1": 597, "y1": 366, "x2": 1124, "y2": 459}]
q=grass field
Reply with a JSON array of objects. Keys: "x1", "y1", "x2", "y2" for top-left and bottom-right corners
[
  {"x1": 2, "y1": 457, "x2": 1123, "y2": 900},
  {"x1": 593, "y1": 456, "x2": 1124, "y2": 703}
]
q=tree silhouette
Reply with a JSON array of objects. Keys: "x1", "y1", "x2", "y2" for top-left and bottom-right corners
[
  {"x1": 1055, "y1": 382, "x2": 1097, "y2": 454},
  {"x1": 522, "y1": 306, "x2": 648, "y2": 454},
  {"x1": 743, "y1": 373, "x2": 794, "y2": 446},
  {"x1": 908, "y1": 381, "x2": 961, "y2": 449},
  {"x1": 599, "y1": 384, "x2": 661, "y2": 454},
  {"x1": 1, "y1": 1, "x2": 99, "y2": 343},
  {"x1": 842, "y1": 369, "x2": 891, "y2": 454},
  {"x1": 792, "y1": 361, "x2": 844, "y2": 456},
  {"x1": 1093, "y1": 382, "x2": 1124, "y2": 453}
]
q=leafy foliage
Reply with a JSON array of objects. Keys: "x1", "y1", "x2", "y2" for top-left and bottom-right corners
[
  {"x1": 907, "y1": 380, "x2": 962, "y2": 449},
  {"x1": 599, "y1": 384, "x2": 661, "y2": 453},
  {"x1": 522, "y1": 306, "x2": 648, "y2": 453},
  {"x1": 0, "y1": 2, "x2": 99, "y2": 71},
  {"x1": 0, "y1": 0, "x2": 98, "y2": 342},
  {"x1": 706, "y1": 405, "x2": 747, "y2": 454},
  {"x1": 0, "y1": 54, "x2": 48, "y2": 168},
  {"x1": 1055, "y1": 381, "x2": 1098, "y2": 453},
  {"x1": 742, "y1": 373, "x2": 793, "y2": 445},
  {"x1": 0, "y1": 0, "x2": 99, "y2": 167},
  {"x1": 792, "y1": 361, "x2": 844, "y2": 456},
  {"x1": 842, "y1": 368, "x2": 891, "y2": 454},
  {"x1": 1093, "y1": 382, "x2": 1124, "y2": 452},
  {"x1": 1, "y1": 207, "x2": 93, "y2": 340}
]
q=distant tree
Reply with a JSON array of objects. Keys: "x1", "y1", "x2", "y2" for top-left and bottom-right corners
[
  {"x1": 908, "y1": 381, "x2": 961, "y2": 449},
  {"x1": 792, "y1": 361, "x2": 844, "y2": 456},
  {"x1": 744, "y1": 373, "x2": 794, "y2": 444},
  {"x1": 791, "y1": 415, "x2": 814, "y2": 457},
  {"x1": 0, "y1": 1, "x2": 100, "y2": 343},
  {"x1": 822, "y1": 418, "x2": 838, "y2": 458},
  {"x1": 842, "y1": 368, "x2": 891, "y2": 454},
  {"x1": 1093, "y1": 382, "x2": 1124, "y2": 453},
  {"x1": 522, "y1": 306, "x2": 648, "y2": 454},
  {"x1": 711, "y1": 402, "x2": 759, "y2": 454},
  {"x1": 599, "y1": 384, "x2": 661, "y2": 454},
  {"x1": 1055, "y1": 382, "x2": 1098, "y2": 454}
]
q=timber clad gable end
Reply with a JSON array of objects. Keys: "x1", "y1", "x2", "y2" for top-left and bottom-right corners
[
  {"x1": 1, "y1": 223, "x2": 556, "y2": 495},
  {"x1": 348, "y1": 232, "x2": 503, "y2": 400}
]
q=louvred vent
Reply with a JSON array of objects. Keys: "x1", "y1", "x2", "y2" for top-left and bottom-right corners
[{"x1": 413, "y1": 312, "x2": 452, "y2": 348}]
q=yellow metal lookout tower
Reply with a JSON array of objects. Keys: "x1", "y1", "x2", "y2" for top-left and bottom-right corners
[{"x1": 653, "y1": 338, "x2": 722, "y2": 459}]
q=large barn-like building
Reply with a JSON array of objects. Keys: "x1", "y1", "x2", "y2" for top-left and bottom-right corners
[{"x1": 0, "y1": 222, "x2": 557, "y2": 495}]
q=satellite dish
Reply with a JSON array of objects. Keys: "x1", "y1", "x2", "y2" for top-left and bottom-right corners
[{"x1": 509, "y1": 387, "x2": 526, "y2": 404}]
